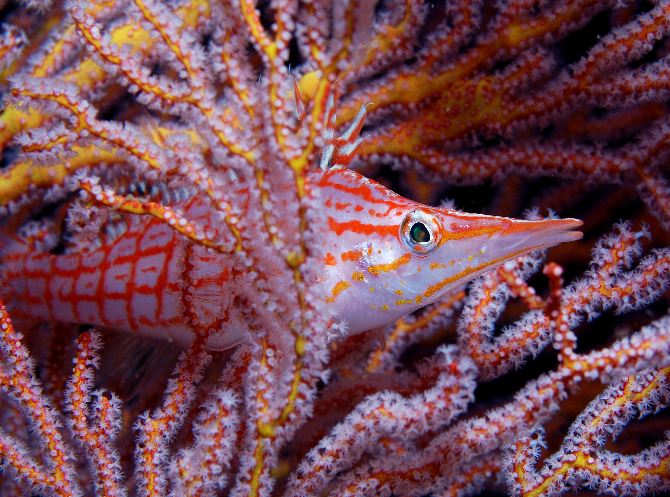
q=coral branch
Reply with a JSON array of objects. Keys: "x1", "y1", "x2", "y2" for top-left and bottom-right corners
[
  {"x1": 511, "y1": 367, "x2": 670, "y2": 497},
  {"x1": 0, "y1": 300, "x2": 80, "y2": 496}
]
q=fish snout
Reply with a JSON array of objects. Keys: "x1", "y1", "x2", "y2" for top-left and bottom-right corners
[{"x1": 495, "y1": 217, "x2": 583, "y2": 254}]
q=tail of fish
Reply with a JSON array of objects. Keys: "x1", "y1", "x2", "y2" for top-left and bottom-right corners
[
  {"x1": 2, "y1": 220, "x2": 181, "y2": 332},
  {"x1": 0, "y1": 229, "x2": 32, "y2": 313},
  {"x1": 0, "y1": 218, "x2": 241, "y2": 348},
  {"x1": 0, "y1": 231, "x2": 75, "y2": 324}
]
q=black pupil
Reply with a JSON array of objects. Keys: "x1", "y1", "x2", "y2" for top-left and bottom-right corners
[{"x1": 410, "y1": 222, "x2": 431, "y2": 243}]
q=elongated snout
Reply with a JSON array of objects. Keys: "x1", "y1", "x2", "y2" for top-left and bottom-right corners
[
  {"x1": 439, "y1": 212, "x2": 582, "y2": 255},
  {"x1": 421, "y1": 214, "x2": 583, "y2": 299},
  {"x1": 494, "y1": 217, "x2": 583, "y2": 253}
]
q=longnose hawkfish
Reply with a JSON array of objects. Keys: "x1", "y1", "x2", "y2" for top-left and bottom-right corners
[{"x1": 0, "y1": 85, "x2": 582, "y2": 349}]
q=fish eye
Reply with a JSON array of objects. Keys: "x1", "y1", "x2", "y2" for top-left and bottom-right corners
[
  {"x1": 400, "y1": 210, "x2": 441, "y2": 254},
  {"x1": 410, "y1": 222, "x2": 431, "y2": 243}
]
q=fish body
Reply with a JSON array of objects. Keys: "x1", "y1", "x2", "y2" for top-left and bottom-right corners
[{"x1": 0, "y1": 168, "x2": 582, "y2": 347}]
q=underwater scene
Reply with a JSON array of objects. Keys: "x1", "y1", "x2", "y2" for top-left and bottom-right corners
[{"x1": 0, "y1": 1, "x2": 668, "y2": 496}]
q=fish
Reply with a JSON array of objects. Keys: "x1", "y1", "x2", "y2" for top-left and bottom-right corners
[{"x1": 0, "y1": 166, "x2": 581, "y2": 349}]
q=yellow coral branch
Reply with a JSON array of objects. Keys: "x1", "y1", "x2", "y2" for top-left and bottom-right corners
[{"x1": 79, "y1": 178, "x2": 236, "y2": 253}]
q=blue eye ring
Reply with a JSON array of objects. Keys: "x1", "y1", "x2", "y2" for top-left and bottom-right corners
[{"x1": 400, "y1": 210, "x2": 441, "y2": 255}]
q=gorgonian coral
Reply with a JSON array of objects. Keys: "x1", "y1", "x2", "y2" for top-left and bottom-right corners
[{"x1": 0, "y1": 1, "x2": 669, "y2": 497}]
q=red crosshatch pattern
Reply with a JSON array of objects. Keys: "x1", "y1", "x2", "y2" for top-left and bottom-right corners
[{"x1": 2, "y1": 218, "x2": 236, "y2": 346}]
